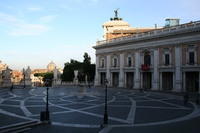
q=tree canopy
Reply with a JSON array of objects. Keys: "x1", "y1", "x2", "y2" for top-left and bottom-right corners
[{"x1": 62, "y1": 53, "x2": 95, "y2": 82}]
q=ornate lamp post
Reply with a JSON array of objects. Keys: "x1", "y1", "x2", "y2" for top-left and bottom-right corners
[
  {"x1": 22, "y1": 68, "x2": 25, "y2": 89},
  {"x1": 40, "y1": 79, "x2": 51, "y2": 123},
  {"x1": 103, "y1": 79, "x2": 108, "y2": 125},
  {"x1": 45, "y1": 79, "x2": 51, "y2": 122},
  {"x1": 45, "y1": 85, "x2": 49, "y2": 121}
]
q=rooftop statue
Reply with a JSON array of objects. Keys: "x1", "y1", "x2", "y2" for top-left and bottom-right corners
[{"x1": 114, "y1": 8, "x2": 119, "y2": 19}]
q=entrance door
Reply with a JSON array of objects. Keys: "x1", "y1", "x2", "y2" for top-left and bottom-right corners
[
  {"x1": 100, "y1": 72, "x2": 106, "y2": 85},
  {"x1": 112, "y1": 72, "x2": 119, "y2": 87},
  {"x1": 143, "y1": 72, "x2": 152, "y2": 89},
  {"x1": 186, "y1": 72, "x2": 199, "y2": 92},
  {"x1": 162, "y1": 72, "x2": 173, "y2": 90},
  {"x1": 126, "y1": 72, "x2": 134, "y2": 89}
]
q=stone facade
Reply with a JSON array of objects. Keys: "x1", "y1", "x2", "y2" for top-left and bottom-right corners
[{"x1": 94, "y1": 20, "x2": 200, "y2": 93}]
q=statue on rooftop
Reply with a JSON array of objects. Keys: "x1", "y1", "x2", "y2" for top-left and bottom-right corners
[{"x1": 114, "y1": 8, "x2": 119, "y2": 18}]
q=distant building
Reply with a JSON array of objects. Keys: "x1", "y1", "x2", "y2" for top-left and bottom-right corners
[
  {"x1": 31, "y1": 61, "x2": 63, "y2": 86},
  {"x1": 11, "y1": 70, "x2": 23, "y2": 84},
  {"x1": 0, "y1": 61, "x2": 9, "y2": 86},
  {"x1": 32, "y1": 69, "x2": 48, "y2": 74},
  {"x1": 94, "y1": 12, "x2": 200, "y2": 93},
  {"x1": 0, "y1": 61, "x2": 8, "y2": 72},
  {"x1": 47, "y1": 61, "x2": 56, "y2": 72}
]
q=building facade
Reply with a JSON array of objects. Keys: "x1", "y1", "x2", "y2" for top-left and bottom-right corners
[{"x1": 94, "y1": 20, "x2": 200, "y2": 93}]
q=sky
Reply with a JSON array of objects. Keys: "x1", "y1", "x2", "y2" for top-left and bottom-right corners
[{"x1": 0, "y1": 0, "x2": 200, "y2": 70}]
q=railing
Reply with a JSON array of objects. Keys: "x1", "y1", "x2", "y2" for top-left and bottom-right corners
[
  {"x1": 96, "y1": 20, "x2": 200, "y2": 46},
  {"x1": 141, "y1": 64, "x2": 150, "y2": 71}
]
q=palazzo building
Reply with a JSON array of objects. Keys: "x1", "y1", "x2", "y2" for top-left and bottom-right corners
[{"x1": 93, "y1": 13, "x2": 200, "y2": 93}]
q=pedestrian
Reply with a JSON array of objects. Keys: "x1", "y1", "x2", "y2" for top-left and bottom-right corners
[{"x1": 184, "y1": 92, "x2": 189, "y2": 105}]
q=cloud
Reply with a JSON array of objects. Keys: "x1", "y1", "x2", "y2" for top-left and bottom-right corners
[
  {"x1": 9, "y1": 24, "x2": 49, "y2": 36},
  {"x1": 39, "y1": 15, "x2": 57, "y2": 23},
  {"x1": 0, "y1": 12, "x2": 49, "y2": 36},
  {"x1": 27, "y1": 7, "x2": 42, "y2": 11},
  {"x1": 0, "y1": 12, "x2": 23, "y2": 24}
]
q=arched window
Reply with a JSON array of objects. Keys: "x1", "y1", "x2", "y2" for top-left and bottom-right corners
[
  {"x1": 101, "y1": 58, "x2": 105, "y2": 68},
  {"x1": 113, "y1": 57, "x2": 118, "y2": 67},
  {"x1": 187, "y1": 45, "x2": 196, "y2": 65},
  {"x1": 189, "y1": 51, "x2": 195, "y2": 65},
  {"x1": 144, "y1": 52, "x2": 151, "y2": 65},
  {"x1": 163, "y1": 49, "x2": 170, "y2": 66},
  {"x1": 127, "y1": 56, "x2": 132, "y2": 67},
  {"x1": 165, "y1": 53, "x2": 170, "y2": 65}
]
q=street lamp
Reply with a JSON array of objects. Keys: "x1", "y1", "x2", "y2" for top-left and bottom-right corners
[
  {"x1": 103, "y1": 79, "x2": 108, "y2": 126},
  {"x1": 22, "y1": 68, "x2": 25, "y2": 89},
  {"x1": 40, "y1": 79, "x2": 51, "y2": 123},
  {"x1": 45, "y1": 86, "x2": 50, "y2": 121}
]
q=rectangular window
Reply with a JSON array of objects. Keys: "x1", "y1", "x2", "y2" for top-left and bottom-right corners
[
  {"x1": 128, "y1": 57, "x2": 132, "y2": 67},
  {"x1": 189, "y1": 52, "x2": 195, "y2": 65},
  {"x1": 165, "y1": 54, "x2": 170, "y2": 65}
]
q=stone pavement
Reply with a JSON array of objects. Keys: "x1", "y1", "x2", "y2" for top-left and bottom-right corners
[{"x1": 0, "y1": 87, "x2": 199, "y2": 133}]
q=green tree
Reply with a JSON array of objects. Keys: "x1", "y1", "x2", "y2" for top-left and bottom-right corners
[
  {"x1": 62, "y1": 59, "x2": 82, "y2": 81},
  {"x1": 43, "y1": 72, "x2": 53, "y2": 82},
  {"x1": 61, "y1": 53, "x2": 95, "y2": 82}
]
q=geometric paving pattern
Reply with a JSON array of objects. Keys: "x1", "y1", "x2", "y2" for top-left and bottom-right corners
[{"x1": 0, "y1": 87, "x2": 200, "y2": 132}]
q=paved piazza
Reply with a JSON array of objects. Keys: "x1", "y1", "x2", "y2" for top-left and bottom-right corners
[{"x1": 0, "y1": 87, "x2": 200, "y2": 133}]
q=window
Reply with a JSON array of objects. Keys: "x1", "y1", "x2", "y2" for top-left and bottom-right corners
[
  {"x1": 128, "y1": 56, "x2": 132, "y2": 67},
  {"x1": 101, "y1": 59, "x2": 105, "y2": 68},
  {"x1": 144, "y1": 53, "x2": 151, "y2": 65},
  {"x1": 189, "y1": 52, "x2": 195, "y2": 65},
  {"x1": 113, "y1": 58, "x2": 117, "y2": 67},
  {"x1": 165, "y1": 54, "x2": 170, "y2": 65}
]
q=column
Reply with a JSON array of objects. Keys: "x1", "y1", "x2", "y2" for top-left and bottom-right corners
[
  {"x1": 183, "y1": 72, "x2": 186, "y2": 92},
  {"x1": 134, "y1": 51, "x2": 140, "y2": 89},
  {"x1": 152, "y1": 49, "x2": 159, "y2": 90},
  {"x1": 174, "y1": 46, "x2": 182, "y2": 92},
  {"x1": 160, "y1": 72, "x2": 162, "y2": 90},
  {"x1": 94, "y1": 55, "x2": 100, "y2": 86},
  {"x1": 119, "y1": 53, "x2": 125, "y2": 87},
  {"x1": 106, "y1": 55, "x2": 111, "y2": 87}
]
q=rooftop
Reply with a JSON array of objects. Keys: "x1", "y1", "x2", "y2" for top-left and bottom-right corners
[{"x1": 95, "y1": 20, "x2": 200, "y2": 47}]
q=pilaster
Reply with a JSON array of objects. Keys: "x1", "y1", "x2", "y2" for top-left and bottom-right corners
[
  {"x1": 134, "y1": 52, "x2": 140, "y2": 89},
  {"x1": 174, "y1": 46, "x2": 182, "y2": 92},
  {"x1": 152, "y1": 49, "x2": 159, "y2": 90},
  {"x1": 94, "y1": 55, "x2": 100, "y2": 86},
  {"x1": 119, "y1": 53, "x2": 125, "y2": 87},
  {"x1": 106, "y1": 55, "x2": 111, "y2": 87}
]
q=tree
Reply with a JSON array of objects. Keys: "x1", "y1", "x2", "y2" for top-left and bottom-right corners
[
  {"x1": 43, "y1": 72, "x2": 53, "y2": 82},
  {"x1": 34, "y1": 72, "x2": 53, "y2": 86},
  {"x1": 61, "y1": 53, "x2": 95, "y2": 82},
  {"x1": 62, "y1": 59, "x2": 82, "y2": 82}
]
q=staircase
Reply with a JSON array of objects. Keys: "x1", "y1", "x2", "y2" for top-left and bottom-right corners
[{"x1": 0, "y1": 121, "x2": 41, "y2": 133}]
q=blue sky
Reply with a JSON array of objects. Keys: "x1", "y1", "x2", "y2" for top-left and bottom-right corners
[{"x1": 0, "y1": 0, "x2": 200, "y2": 70}]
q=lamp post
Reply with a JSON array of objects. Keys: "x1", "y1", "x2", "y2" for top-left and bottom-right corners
[
  {"x1": 23, "y1": 68, "x2": 25, "y2": 89},
  {"x1": 45, "y1": 86, "x2": 49, "y2": 121},
  {"x1": 103, "y1": 79, "x2": 108, "y2": 125},
  {"x1": 40, "y1": 79, "x2": 51, "y2": 123}
]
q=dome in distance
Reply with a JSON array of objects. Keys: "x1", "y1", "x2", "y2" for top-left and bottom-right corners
[{"x1": 47, "y1": 61, "x2": 56, "y2": 71}]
